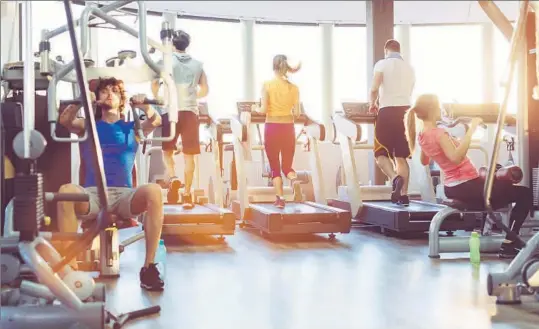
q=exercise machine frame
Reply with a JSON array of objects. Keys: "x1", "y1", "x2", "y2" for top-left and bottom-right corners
[{"x1": 0, "y1": 1, "x2": 179, "y2": 328}]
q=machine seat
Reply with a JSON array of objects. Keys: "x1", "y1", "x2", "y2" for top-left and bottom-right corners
[
  {"x1": 224, "y1": 144, "x2": 234, "y2": 151},
  {"x1": 442, "y1": 199, "x2": 485, "y2": 212}
]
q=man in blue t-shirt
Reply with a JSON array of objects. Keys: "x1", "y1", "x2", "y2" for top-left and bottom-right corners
[{"x1": 58, "y1": 77, "x2": 164, "y2": 291}]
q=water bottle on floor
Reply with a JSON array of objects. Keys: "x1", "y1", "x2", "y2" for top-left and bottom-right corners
[
  {"x1": 469, "y1": 232, "x2": 481, "y2": 264},
  {"x1": 154, "y1": 239, "x2": 167, "y2": 280}
]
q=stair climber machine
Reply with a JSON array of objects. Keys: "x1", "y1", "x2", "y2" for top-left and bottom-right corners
[
  {"x1": 142, "y1": 102, "x2": 236, "y2": 240},
  {"x1": 230, "y1": 102, "x2": 351, "y2": 240},
  {"x1": 329, "y1": 102, "x2": 470, "y2": 235},
  {"x1": 1, "y1": 1, "x2": 165, "y2": 328}
]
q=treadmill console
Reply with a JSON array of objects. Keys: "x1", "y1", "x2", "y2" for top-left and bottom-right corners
[
  {"x1": 236, "y1": 101, "x2": 308, "y2": 124},
  {"x1": 442, "y1": 103, "x2": 516, "y2": 126},
  {"x1": 340, "y1": 102, "x2": 376, "y2": 124}
]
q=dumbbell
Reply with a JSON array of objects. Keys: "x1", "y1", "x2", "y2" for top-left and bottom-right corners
[{"x1": 478, "y1": 164, "x2": 523, "y2": 184}]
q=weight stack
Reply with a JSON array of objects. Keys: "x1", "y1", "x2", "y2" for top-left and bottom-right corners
[
  {"x1": 533, "y1": 168, "x2": 538, "y2": 208},
  {"x1": 13, "y1": 174, "x2": 44, "y2": 241}
]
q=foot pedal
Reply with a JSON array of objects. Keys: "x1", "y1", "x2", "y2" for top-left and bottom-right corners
[{"x1": 495, "y1": 284, "x2": 522, "y2": 305}]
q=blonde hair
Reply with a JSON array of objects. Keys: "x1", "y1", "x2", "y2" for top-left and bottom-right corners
[
  {"x1": 273, "y1": 54, "x2": 301, "y2": 77},
  {"x1": 404, "y1": 94, "x2": 441, "y2": 154}
]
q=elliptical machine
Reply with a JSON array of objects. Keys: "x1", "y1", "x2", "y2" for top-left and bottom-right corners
[{"x1": 0, "y1": 1, "x2": 177, "y2": 328}]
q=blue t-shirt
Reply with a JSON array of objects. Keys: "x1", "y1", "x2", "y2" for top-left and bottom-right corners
[{"x1": 80, "y1": 120, "x2": 138, "y2": 188}]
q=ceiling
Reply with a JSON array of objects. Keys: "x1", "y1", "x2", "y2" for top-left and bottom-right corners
[{"x1": 96, "y1": 1, "x2": 519, "y2": 25}]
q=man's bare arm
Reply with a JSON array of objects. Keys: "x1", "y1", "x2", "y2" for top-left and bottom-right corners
[
  {"x1": 197, "y1": 70, "x2": 209, "y2": 98},
  {"x1": 140, "y1": 105, "x2": 162, "y2": 137},
  {"x1": 369, "y1": 71, "x2": 383, "y2": 105},
  {"x1": 58, "y1": 104, "x2": 86, "y2": 135}
]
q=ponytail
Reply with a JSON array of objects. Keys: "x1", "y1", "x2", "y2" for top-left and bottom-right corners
[
  {"x1": 404, "y1": 108, "x2": 417, "y2": 155},
  {"x1": 287, "y1": 61, "x2": 301, "y2": 73}
]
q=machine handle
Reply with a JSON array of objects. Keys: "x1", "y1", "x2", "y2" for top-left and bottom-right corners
[
  {"x1": 59, "y1": 98, "x2": 164, "y2": 107},
  {"x1": 45, "y1": 192, "x2": 90, "y2": 203},
  {"x1": 437, "y1": 117, "x2": 488, "y2": 130}
]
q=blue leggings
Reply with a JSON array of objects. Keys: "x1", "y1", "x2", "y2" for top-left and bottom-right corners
[{"x1": 264, "y1": 123, "x2": 296, "y2": 179}]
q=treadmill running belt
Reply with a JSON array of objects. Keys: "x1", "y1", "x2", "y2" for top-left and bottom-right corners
[
  {"x1": 363, "y1": 201, "x2": 443, "y2": 213},
  {"x1": 253, "y1": 202, "x2": 333, "y2": 215},
  {"x1": 163, "y1": 204, "x2": 219, "y2": 215}
]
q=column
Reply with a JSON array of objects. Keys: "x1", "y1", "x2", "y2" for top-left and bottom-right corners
[
  {"x1": 482, "y1": 23, "x2": 495, "y2": 103},
  {"x1": 163, "y1": 12, "x2": 177, "y2": 30},
  {"x1": 320, "y1": 23, "x2": 335, "y2": 141},
  {"x1": 394, "y1": 24, "x2": 411, "y2": 61},
  {"x1": 366, "y1": 0, "x2": 394, "y2": 185},
  {"x1": 241, "y1": 19, "x2": 255, "y2": 100}
]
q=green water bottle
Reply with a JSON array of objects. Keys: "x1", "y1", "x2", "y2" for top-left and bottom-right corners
[{"x1": 469, "y1": 232, "x2": 481, "y2": 264}]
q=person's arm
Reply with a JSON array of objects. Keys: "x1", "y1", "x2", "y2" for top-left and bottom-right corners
[
  {"x1": 292, "y1": 87, "x2": 301, "y2": 117},
  {"x1": 197, "y1": 70, "x2": 209, "y2": 99},
  {"x1": 369, "y1": 61, "x2": 384, "y2": 108},
  {"x1": 420, "y1": 150, "x2": 430, "y2": 166},
  {"x1": 253, "y1": 84, "x2": 269, "y2": 114},
  {"x1": 58, "y1": 104, "x2": 86, "y2": 136},
  {"x1": 438, "y1": 119, "x2": 482, "y2": 164},
  {"x1": 132, "y1": 94, "x2": 162, "y2": 137}
]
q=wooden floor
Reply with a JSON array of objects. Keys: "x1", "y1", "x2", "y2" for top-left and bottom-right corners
[{"x1": 105, "y1": 227, "x2": 539, "y2": 329}]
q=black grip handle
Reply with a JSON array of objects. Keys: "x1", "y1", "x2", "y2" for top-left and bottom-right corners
[
  {"x1": 60, "y1": 98, "x2": 163, "y2": 107},
  {"x1": 45, "y1": 193, "x2": 90, "y2": 203},
  {"x1": 129, "y1": 97, "x2": 164, "y2": 106}
]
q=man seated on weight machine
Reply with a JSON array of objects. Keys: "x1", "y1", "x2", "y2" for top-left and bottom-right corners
[{"x1": 57, "y1": 77, "x2": 165, "y2": 291}]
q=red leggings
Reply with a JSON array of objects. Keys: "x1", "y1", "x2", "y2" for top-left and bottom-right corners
[{"x1": 264, "y1": 123, "x2": 296, "y2": 179}]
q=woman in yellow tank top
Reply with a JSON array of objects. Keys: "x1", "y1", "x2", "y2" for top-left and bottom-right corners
[{"x1": 251, "y1": 55, "x2": 302, "y2": 208}]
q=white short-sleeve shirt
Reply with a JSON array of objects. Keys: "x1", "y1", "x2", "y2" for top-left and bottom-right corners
[{"x1": 373, "y1": 55, "x2": 415, "y2": 109}]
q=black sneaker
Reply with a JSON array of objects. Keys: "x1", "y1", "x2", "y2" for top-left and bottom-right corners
[
  {"x1": 398, "y1": 195, "x2": 410, "y2": 206},
  {"x1": 140, "y1": 263, "x2": 164, "y2": 291},
  {"x1": 499, "y1": 241, "x2": 521, "y2": 259},
  {"x1": 273, "y1": 196, "x2": 285, "y2": 209},
  {"x1": 391, "y1": 175, "x2": 404, "y2": 204},
  {"x1": 182, "y1": 193, "x2": 194, "y2": 210}
]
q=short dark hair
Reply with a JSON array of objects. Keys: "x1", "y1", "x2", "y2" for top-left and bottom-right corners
[
  {"x1": 384, "y1": 39, "x2": 400, "y2": 53},
  {"x1": 172, "y1": 30, "x2": 190, "y2": 51}
]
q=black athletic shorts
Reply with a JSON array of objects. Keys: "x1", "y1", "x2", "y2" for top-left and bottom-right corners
[
  {"x1": 374, "y1": 105, "x2": 411, "y2": 159},
  {"x1": 161, "y1": 111, "x2": 200, "y2": 155}
]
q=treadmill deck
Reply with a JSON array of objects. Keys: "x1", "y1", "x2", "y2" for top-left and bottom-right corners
[
  {"x1": 162, "y1": 203, "x2": 236, "y2": 236},
  {"x1": 231, "y1": 200, "x2": 352, "y2": 236}
]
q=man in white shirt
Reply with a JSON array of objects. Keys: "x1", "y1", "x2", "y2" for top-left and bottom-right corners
[{"x1": 368, "y1": 39, "x2": 415, "y2": 206}]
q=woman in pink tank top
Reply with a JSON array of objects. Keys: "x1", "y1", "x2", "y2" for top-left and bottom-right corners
[{"x1": 404, "y1": 94, "x2": 533, "y2": 258}]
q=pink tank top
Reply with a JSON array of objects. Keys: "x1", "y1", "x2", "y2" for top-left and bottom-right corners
[{"x1": 418, "y1": 127, "x2": 479, "y2": 185}]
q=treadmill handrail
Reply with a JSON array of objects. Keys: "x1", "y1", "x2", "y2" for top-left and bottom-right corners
[{"x1": 332, "y1": 112, "x2": 362, "y2": 142}]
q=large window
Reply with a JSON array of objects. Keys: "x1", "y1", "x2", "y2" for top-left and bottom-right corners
[
  {"x1": 254, "y1": 23, "x2": 322, "y2": 120},
  {"x1": 332, "y1": 26, "x2": 367, "y2": 110},
  {"x1": 410, "y1": 25, "x2": 484, "y2": 103},
  {"x1": 493, "y1": 25, "x2": 517, "y2": 114},
  {"x1": 176, "y1": 18, "x2": 243, "y2": 117},
  {"x1": 31, "y1": 1, "x2": 86, "y2": 100}
]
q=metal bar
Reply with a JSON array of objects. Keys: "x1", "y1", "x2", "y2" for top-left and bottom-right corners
[
  {"x1": 63, "y1": 0, "x2": 110, "y2": 211},
  {"x1": 477, "y1": 0, "x2": 514, "y2": 42},
  {"x1": 44, "y1": 0, "x2": 133, "y2": 41},
  {"x1": 22, "y1": 1, "x2": 35, "y2": 159},
  {"x1": 484, "y1": 1, "x2": 530, "y2": 211}
]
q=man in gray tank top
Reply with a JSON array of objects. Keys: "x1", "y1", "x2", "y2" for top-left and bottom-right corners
[{"x1": 153, "y1": 30, "x2": 209, "y2": 209}]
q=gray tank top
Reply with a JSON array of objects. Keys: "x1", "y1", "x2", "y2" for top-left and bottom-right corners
[{"x1": 165, "y1": 53, "x2": 203, "y2": 114}]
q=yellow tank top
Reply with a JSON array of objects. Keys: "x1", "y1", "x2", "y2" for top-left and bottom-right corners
[{"x1": 264, "y1": 78, "x2": 299, "y2": 123}]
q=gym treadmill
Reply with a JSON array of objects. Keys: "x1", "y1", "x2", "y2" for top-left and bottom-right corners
[
  {"x1": 160, "y1": 103, "x2": 236, "y2": 238},
  {"x1": 230, "y1": 102, "x2": 351, "y2": 239},
  {"x1": 328, "y1": 102, "x2": 467, "y2": 234}
]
